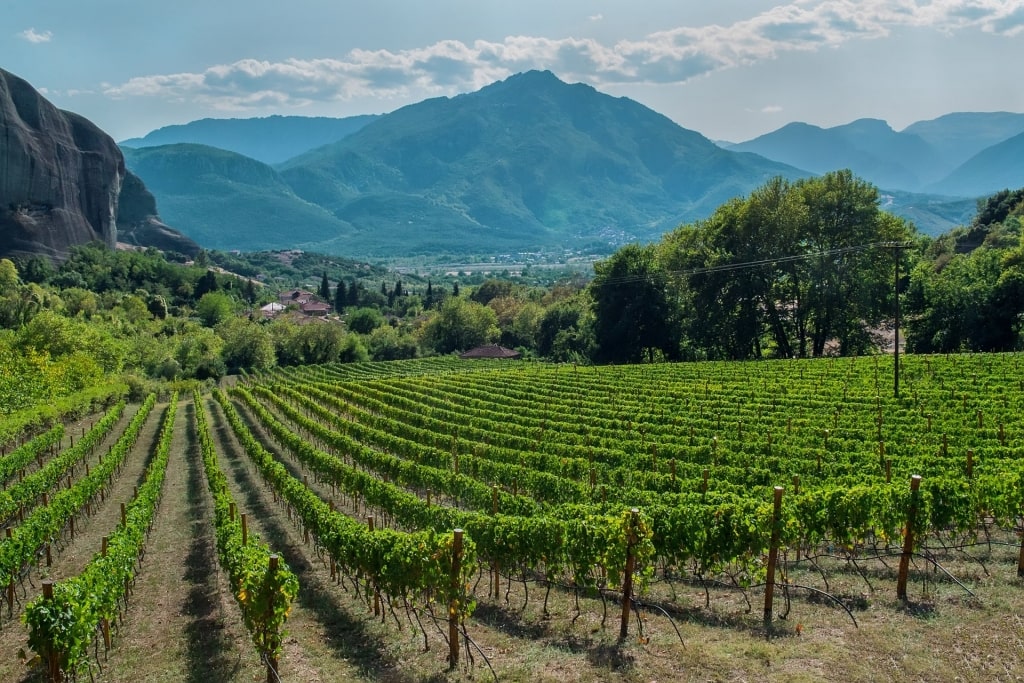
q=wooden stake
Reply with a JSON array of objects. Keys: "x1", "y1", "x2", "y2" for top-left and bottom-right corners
[
  {"x1": 618, "y1": 509, "x2": 640, "y2": 643},
  {"x1": 41, "y1": 581, "x2": 61, "y2": 682},
  {"x1": 449, "y1": 529, "x2": 464, "y2": 669},
  {"x1": 764, "y1": 486, "x2": 784, "y2": 626},
  {"x1": 242, "y1": 514, "x2": 249, "y2": 546},
  {"x1": 897, "y1": 475, "x2": 922, "y2": 600},
  {"x1": 121, "y1": 503, "x2": 127, "y2": 527},
  {"x1": 367, "y1": 517, "x2": 379, "y2": 616},
  {"x1": 1017, "y1": 518, "x2": 1024, "y2": 578},
  {"x1": 266, "y1": 556, "x2": 280, "y2": 682}
]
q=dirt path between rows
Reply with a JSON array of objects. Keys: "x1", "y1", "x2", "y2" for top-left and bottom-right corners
[
  {"x1": 210, "y1": 394, "x2": 417, "y2": 682},
  {"x1": 0, "y1": 402, "x2": 148, "y2": 683},
  {"x1": 101, "y1": 398, "x2": 263, "y2": 683}
]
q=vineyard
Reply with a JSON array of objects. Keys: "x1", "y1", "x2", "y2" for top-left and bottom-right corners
[{"x1": 0, "y1": 354, "x2": 1023, "y2": 681}]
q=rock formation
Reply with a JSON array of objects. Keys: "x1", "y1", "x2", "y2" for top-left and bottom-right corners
[
  {"x1": 0, "y1": 68, "x2": 197, "y2": 261},
  {"x1": 116, "y1": 169, "x2": 200, "y2": 256}
]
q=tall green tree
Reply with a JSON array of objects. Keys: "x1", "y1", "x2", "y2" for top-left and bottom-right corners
[
  {"x1": 319, "y1": 271, "x2": 331, "y2": 300},
  {"x1": 657, "y1": 171, "x2": 912, "y2": 360},
  {"x1": 418, "y1": 298, "x2": 498, "y2": 354},
  {"x1": 590, "y1": 244, "x2": 678, "y2": 363},
  {"x1": 334, "y1": 280, "x2": 347, "y2": 313}
]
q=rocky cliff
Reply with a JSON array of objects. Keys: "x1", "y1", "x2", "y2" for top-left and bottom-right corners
[
  {"x1": 0, "y1": 68, "x2": 197, "y2": 261},
  {"x1": 116, "y1": 169, "x2": 200, "y2": 256}
]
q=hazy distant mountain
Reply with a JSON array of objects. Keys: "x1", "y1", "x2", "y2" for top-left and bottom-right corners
[
  {"x1": 119, "y1": 114, "x2": 378, "y2": 165},
  {"x1": 730, "y1": 119, "x2": 941, "y2": 191},
  {"x1": 274, "y1": 70, "x2": 804, "y2": 257},
  {"x1": 928, "y1": 131, "x2": 1024, "y2": 197},
  {"x1": 121, "y1": 73, "x2": 1018, "y2": 258},
  {"x1": 903, "y1": 112, "x2": 1024, "y2": 173},
  {"x1": 121, "y1": 143, "x2": 353, "y2": 251},
  {"x1": 879, "y1": 191, "x2": 979, "y2": 236}
]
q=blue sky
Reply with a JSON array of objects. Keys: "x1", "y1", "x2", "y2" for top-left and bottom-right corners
[{"x1": 4, "y1": 0, "x2": 1023, "y2": 143}]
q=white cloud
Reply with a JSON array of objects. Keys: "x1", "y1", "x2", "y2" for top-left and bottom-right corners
[
  {"x1": 19, "y1": 28, "x2": 53, "y2": 44},
  {"x1": 589, "y1": 13, "x2": 604, "y2": 22},
  {"x1": 761, "y1": 105, "x2": 783, "y2": 113},
  {"x1": 102, "y1": 0, "x2": 1024, "y2": 109}
]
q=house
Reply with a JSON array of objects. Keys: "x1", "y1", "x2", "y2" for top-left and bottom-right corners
[
  {"x1": 260, "y1": 302, "x2": 286, "y2": 318},
  {"x1": 459, "y1": 344, "x2": 521, "y2": 360},
  {"x1": 300, "y1": 300, "x2": 331, "y2": 317},
  {"x1": 278, "y1": 289, "x2": 316, "y2": 306}
]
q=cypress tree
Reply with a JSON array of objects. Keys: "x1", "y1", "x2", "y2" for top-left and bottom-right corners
[{"x1": 334, "y1": 280, "x2": 347, "y2": 312}]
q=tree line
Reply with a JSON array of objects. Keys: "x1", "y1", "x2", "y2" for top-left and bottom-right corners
[{"x1": 1, "y1": 171, "x2": 1021, "y2": 408}]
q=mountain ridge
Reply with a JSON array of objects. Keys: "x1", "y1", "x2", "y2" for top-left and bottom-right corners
[{"x1": 119, "y1": 114, "x2": 379, "y2": 165}]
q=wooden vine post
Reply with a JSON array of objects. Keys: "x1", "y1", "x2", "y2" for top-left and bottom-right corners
[
  {"x1": 266, "y1": 555, "x2": 280, "y2": 683},
  {"x1": 448, "y1": 529, "x2": 464, "y2": 669},
  {"x1": 1018, "y1": 520, "x2": 1024, "y2": 578},
  {"x1": 367, "y1": 516, "x2": 380, "y2": 616},
  {"x1": 618, "y1": 508, "x2": 640, "y2": 643},
  {"x1": 41, "y1": 580, "x2": 62, "y2": 683},
  {"x1": 491, "y1": 485, "x2": 500, "y2": 599},
  {"x1": 764, "y1": 486, "x2": 784, "y2": 627},
  {"x1": 897, "y1": 475, "x2": 922, "y2": 600}
]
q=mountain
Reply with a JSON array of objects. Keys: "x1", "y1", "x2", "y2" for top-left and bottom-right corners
[
  {"x1": 121, "y1": 143, "x2": 354, "y2": 251},
  {"x1": 0, "y1": 67, "x2": 196, "y2": 262},
  {"x1": 119, "y1": 114, "x2": 379, "y2": 165},
  {"x1": 902, "y1": 112, "x2": 1024, "y2": 173},
  {"x1": 878, "y1": 191, "x2": 978, "y2": 236},
  {"x1": 729, "y1": 119, "x2": 942, "y2": 191},
  {"x1": 272, "y1": 70, "x2": 804, "y2": 257},
  {"x1": 928, "y1": 131, "x2": 1024, "y2": 197}
]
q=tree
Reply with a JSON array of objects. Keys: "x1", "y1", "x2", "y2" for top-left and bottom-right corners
[
  {"x1": 19, "y1": 255, "x2": 53, "y2": 284},
  {"x1": 338, "y1": 334, "x2": 369, "y2": 362},
  {"x1": 905, "y1": 205, "x2": 1024, "y2": 352},
  {"x1": 334, "y1": 280, "x2": 347, "y2": 313},
  {"x1": 346, "y1": 307, "x2": 385, "y2": 334},
  {"x1": 590, "y1": 244, "x2": 678, "y2": 363},
  {"x1": 292, "y1": 322, "x2": 346, "y2": 365},
  {"x1": 319, "y1": 272, "x2": 331, "y2": 300},
  {"x1": 243, "y1": 278, "x2": 257, "y2": 304},
  {"x1": 196, "y1": 291, "x2": 235, "y2": 327},
  {"x1": 471, "y1": 279, "x2": 514, "y2": 305},
  {"x1": 418, "y1": 298, "x2": 498, "y2": 354},
  {"x1": 194, "y1": 270, "x2": 219, "y2": 299},
  {"x1": 367, "y1": 325, "x2": 418, "y2": 361},
  {"x1": 218, "y1": 318, "x2": 276, "y2": 373},
  {"x1": 536, "y1": 296, "x2": 595, "y2": 361},
  {"x1": 0, "y1": 259, "x2": 18, "y2": 294},
  {"x1": 658, "y1": 171, "x2": 913, "y2": 359},
  {"x1": 176, "y1": 325, "x2": 225, "y2": 379}
]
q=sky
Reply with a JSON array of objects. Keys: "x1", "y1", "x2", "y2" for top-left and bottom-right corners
[{"x1": 3, "y1": 0, "x2": 1023, "y2": 143}]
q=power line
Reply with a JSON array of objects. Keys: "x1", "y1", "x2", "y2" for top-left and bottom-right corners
[{"x1": 593, "y1": 241, "x2": 913, "y2": 288}]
